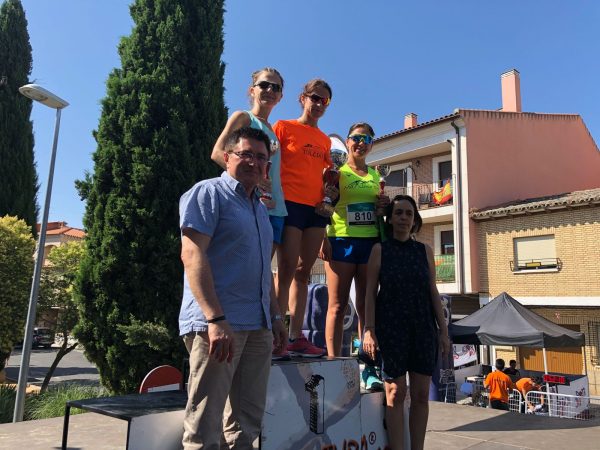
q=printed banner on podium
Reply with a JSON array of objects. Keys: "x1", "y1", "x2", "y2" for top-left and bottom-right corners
[{"x1": 262, "y1": 358, "x2": 390, "y2": 449}]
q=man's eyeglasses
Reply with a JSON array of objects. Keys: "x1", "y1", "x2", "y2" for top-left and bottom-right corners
[
  {"x1": 230, "y1": 151, "x2": 269, "y2": 164},
  {"x1": 304, "y1": 93, "x2": 331, "y2": 106},
  {"x1": 253, "y1": 81, "x2": 282, "y2": 93},
  {"x1": 348, "y1": 134, "x2": 374, "y2": 145}
]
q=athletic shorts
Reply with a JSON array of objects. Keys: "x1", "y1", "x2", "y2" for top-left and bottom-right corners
[
  {"x1": 284, "y1": 200, "x2": 330, "y2": 230},
  {"x1": 269, "y1": 215, "x2": 285, "y2": 245},
  {"x1": 328, "y1": 237, "x2": 378, "y2": 265}
]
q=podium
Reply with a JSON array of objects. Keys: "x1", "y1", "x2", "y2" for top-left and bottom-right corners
[
  {"x1": 262, "y1": 358, "x2": 389, "y2": 449},
  {"x1": 61, "y1": 358, "x2": 399, "y2": 449}
]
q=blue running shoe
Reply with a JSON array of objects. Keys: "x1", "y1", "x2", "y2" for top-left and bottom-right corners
[{"x1": 361, "y1": 365, "x2": 383, "y2": 391}]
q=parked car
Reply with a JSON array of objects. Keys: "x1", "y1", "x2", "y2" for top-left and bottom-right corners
[
  {"x1": 31, "y1": 327, "x2": 55, "y2": 349},
  {"x1": 15, "y1": 327, "x2": 56, "y2": 349}
]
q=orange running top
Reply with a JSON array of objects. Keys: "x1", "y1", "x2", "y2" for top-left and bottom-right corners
[
  {"x1": 515, "y1": 377, "x2": 536, "y2": 395},
  {"x1": 273, "y1": 119, "x2": 332, "y2": 206},
  {"x1": 484, "y1": 370, "x2": 514, "y2": 403}
]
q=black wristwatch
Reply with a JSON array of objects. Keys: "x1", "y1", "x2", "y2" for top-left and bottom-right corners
[{"x1": 207, "y1": 315, "x2": 226, "y2": 324}]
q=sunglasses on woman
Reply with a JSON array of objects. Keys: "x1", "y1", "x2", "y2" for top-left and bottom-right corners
[
  {"x1": 348, "y1": 134, "x2": 374, "y2": 144},
  {"x1": 304, "y1": 93, "x2": 331, "y2": 106},
  {"x1": 253, "y1": 81, "x2": 282, "y2": 93}
]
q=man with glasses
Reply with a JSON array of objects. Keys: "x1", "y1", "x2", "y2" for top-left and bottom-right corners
[{"x1": 179, "y1": 127, "x2": 287, "y2": 449}]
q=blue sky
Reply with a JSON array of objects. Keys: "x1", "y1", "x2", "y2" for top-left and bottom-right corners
[{"x1": 20, "y1": 0, "x2": 600, "y2": 229}]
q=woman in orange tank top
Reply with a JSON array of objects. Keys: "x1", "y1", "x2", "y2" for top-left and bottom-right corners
[{"x1": 272, "y1": 79, "x2": 336, "y2": 359}]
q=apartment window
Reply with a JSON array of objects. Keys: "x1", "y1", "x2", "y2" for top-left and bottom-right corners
[
  {"x1": 440, "y1": 230, "x2": 454, "y2": 255},
  {"x1": 387, "y1": 168, "x2": 408, "y2": 189},
  {"x1": 512, "y1": 235, "x2": 559, "y2": 271},
  {"x1": 438, "y1": 160, "x2": 452, "y2": 186}
]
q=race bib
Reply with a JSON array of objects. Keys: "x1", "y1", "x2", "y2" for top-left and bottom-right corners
[{"x1": 347, "y1": 203, "x2": 376, "y2": 226}]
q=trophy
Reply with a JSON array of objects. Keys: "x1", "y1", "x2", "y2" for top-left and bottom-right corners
[
  {"x1": 375, "y1": 164, "x2": 391, "y2": 215},
  {"x1": 315, "y1": 134, "x2": 348, "y2": 218},
  {"x1": 270, "y1": 138, "x2": 280, "y2": 155},
  {"x1": 258, "y1": 161, "x2": 275, "y2": 209}
]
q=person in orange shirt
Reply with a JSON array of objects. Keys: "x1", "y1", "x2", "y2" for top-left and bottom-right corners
[
  {"x1": 273, "y1": 79, "x2": 335, "y2": 359},
  {"x1": 484, "y1": 359, "x2": 514, "y2": 410},
  {"x1": 516, "y1": 376, "x2": 544, "y2": 413}
]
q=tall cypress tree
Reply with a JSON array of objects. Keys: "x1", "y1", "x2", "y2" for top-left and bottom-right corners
[
  {"x1": 75, "y1": 0, "x2": 226, "y2": 393},
  {"x1": 0, "y1": 0, "x2": 38, "y2": 234}
]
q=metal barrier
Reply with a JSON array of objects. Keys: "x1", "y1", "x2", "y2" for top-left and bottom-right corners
[
  {"x1": 456, "y1": 382, "x2": 600, "y2": 420},
  {"x1": 457, "y1": 379, "x2": 521, "y2": 412},
  {"x1": 525, "y1": 390, "x2": 600, "y2": 420},
  {"x1": 438, "y1": 378, "x2": 457, "y2": 404}
]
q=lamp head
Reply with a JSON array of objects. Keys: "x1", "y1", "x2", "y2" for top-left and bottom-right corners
[{"x1": 19, "y1": 84, "x2": 69, "y2": 109}]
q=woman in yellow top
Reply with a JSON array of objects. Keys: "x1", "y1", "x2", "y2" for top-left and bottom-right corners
[{"x1": 320, "y1": 122, "x2": 388, "y2": 389}]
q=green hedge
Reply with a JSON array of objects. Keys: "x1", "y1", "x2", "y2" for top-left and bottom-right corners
[{"x1": 0, "y1": 383, "x2": 107, "y2": 423}]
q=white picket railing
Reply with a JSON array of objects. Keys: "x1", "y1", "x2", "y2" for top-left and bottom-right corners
[
  {"x1": 525, "y1": 390, "x2": 600, "y2": 420},
  {"x1": 456, "y1": 382, "x2": 600, "y2": 421}
]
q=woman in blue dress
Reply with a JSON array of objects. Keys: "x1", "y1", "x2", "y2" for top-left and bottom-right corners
[{"x1": 362, "y1": 194, "x2": 450, "y2": 450}]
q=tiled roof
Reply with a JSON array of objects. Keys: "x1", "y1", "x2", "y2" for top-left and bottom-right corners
[
  {"x1": 37, "y1": 221, "x2": 86, "y2": 239},
  {"x1": 470, "y1": 188, "x2": 600, "y2": 220},
  {"x1": 374, "y1": 109, "x2": 587, "y2": 144},
  {"x1": 375, "y1": 113, "x2": 460, "y2": 142}
]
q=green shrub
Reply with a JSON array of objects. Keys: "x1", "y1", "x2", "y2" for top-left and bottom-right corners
[
  {"x1": 0, "y1": 384, "x2": 16, "y2": 423},
  {"x1": 1, "y1": 383, "x2": 108, "y2": 423},
  {"x1": 25, "y1": 384, "x2": 108, "y2": 420},
  {"x1": 75, "y1": 0, "x2": 226, "y2": 394}
]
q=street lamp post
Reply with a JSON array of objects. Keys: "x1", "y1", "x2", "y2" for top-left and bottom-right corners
[{"x1": 13, "y1": 84, "x2": 69, "y2": 422}]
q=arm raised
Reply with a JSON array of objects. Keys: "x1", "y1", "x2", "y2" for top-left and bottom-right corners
[{"x1": 211, "y1": 111, "x2": 251, "y2": 168}]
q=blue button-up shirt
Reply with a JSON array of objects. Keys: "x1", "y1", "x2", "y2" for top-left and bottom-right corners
[{"x1": 179, "y1": 172, "x2": 273, "y2": 334}]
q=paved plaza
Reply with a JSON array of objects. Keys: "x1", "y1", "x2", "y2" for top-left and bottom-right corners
[{"x1": 2, "y1": 400, "x2": 599, "y2": 449}]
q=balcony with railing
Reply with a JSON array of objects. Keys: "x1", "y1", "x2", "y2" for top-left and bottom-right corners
[
  {"x1": 309, "y1": 251, "x2": 455, "y2": 285},
  {"x1": 384, "y1": 179, "x2": 454, "y2": 211},
  {"x1": 435, "y1": 254, "x2": 455, "y2": 283}
]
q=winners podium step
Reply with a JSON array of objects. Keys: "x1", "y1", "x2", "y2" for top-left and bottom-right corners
[
  {"x1": 60, "y1": 358, "x2": 390, "y2": 449},
  {"x1": 263, "y1": 357, "x2": 390, "y2": 449}
]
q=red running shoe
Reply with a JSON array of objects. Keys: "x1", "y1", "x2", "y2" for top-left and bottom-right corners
[
  {"x1": 272, "y1": 346, "x2": 291, "y2": 361},
  {"x1": 287, "y1": 335, "x2": 326, "y2": 358}
]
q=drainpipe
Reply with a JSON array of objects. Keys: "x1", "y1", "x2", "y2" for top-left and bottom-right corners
[{"x1": 451, "y1": 121, "x2": 465, "y2": 295}]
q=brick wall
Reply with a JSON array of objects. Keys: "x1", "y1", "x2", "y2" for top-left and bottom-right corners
[
  {"x1": 416, "y1": 224, "x2": 434, "y2": 249},
  {"x1": 477, "y1": 207, "x2": 600, "y2": 297},
  {"x1": 495, "y1": 348, "x2": 517, "y2": 365},
  {"x1": 477, "y1": 206, "x2": 600, "y2": 394},
  {"x1": 410, "y1": 151, "x2": 451, "y2": 193}
]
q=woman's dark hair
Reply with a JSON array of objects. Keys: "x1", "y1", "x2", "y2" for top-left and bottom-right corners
[
  {"x1": 299, "y1": 78, "x2": 332, "y2": 105},
  {"x1": 225, "y1": 126, "x2": 271, "y2": 155},
  {"x1": 348, "y1": 122, "x2": 375, "y2": 137},
  {"x1": 385, "y1": 194, "x2": 422, "y2": 236}
]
